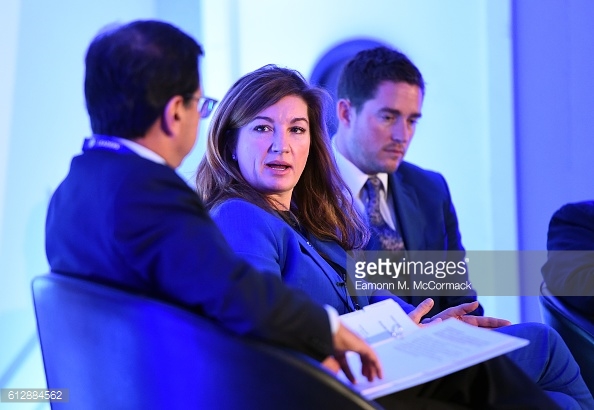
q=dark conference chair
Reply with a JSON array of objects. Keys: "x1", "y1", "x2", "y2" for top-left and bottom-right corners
[
  {"x1": 540, "y1": 282, "x2": 594, "y2": 393},
  {"x1": 32, "y1": 273, "x2": 382, "y2": 410}
]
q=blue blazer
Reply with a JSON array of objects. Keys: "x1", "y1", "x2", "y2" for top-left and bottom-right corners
[
  {"x1": 542, "y1": 201, "x2": 594, "y2": 315},
  {"x1": 210, "y1": 199, "x2": 415, "y2": 315},
  {"x1": 366, "y1": 161, "x2": 482, "y2": 317},
  {"x1": 46, "y1": 149, "x2": 333, "y2": 360}
]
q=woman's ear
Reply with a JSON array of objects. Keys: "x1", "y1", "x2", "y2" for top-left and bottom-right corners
[
  {"x1": 161, "y1": 95, "x2": 185, "y2": 136},
  {"x1": 226, "y1": 131, "x2": 238, "y2": 161}
]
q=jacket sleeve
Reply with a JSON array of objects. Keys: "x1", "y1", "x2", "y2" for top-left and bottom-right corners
[
  {"x1": 114, "y1": 170, "x2": 333, "y2": 360},
  {"x1": 210, "y1": 200, "x2": 285, "y2": 278}
]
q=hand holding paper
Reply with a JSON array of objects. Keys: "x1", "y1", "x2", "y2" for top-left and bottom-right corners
[
  {"x1": 338, "y1": 299, "x2": 528, "y2": 399},
  {"x1": 332, "y1": 322, "x2": 383, "y2": 383}
]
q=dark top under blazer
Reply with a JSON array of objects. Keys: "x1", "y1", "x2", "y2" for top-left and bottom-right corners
[
  {"x1": 210, "y1": 199, "x2": 416, "y2": 315},
  {"x1": 368, "y1": 161, "x2": 482, "y2": 317},
  {"x1": 45, "y1": 149, "x2": 332, "y2": 360},
  {"x1": 542, "y1": 201, "x2": 594, "y2": 315}
]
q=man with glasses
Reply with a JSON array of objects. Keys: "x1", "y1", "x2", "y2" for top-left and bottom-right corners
[{"x1": 45, "y1": 19, "x2": 382, "y2": 382}]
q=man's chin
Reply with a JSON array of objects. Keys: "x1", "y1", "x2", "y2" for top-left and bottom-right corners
[{"x1": 379, "y1": 160, "x2": 401, "y2": 174}]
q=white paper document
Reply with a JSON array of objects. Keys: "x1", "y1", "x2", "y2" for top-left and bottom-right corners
[{"x1": 338, "y1": 299, "x2": 529, "y2": 399}]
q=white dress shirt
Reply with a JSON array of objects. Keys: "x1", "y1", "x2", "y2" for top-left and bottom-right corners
[{"x1": 332, "y1": 139, "x2": 398, "y2": 230}]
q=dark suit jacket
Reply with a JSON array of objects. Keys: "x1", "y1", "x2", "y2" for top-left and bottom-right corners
[
  {"x1": 210, "y1": 199, "x2": 416, "y2": 316},
  {"x1": 365, "y1": 161, "x2": 482, "y2": 317},
  {"x1": 46, "y1": 149, "x2": 333, "y2": 360},
  {"x1": 542, "y1": 201, "x2": 594, "y2": 315}
]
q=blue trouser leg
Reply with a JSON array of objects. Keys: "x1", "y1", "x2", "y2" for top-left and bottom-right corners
[{"x1": 497, "y1": 322, "x2": 594, "y2": 410}]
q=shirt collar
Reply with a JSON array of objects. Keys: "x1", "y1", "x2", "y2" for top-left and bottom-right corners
[
  {"x1": 113, "y1": 137, "x2": 167, "y2": 165},
  {"x1": 332, "y1": 138, "x2": 389, "y2": 199}
]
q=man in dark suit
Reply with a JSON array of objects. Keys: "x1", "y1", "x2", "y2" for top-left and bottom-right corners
[
  {"x1": 332, "y1": 46, "x2": 481, "y2": 318},
  {"x1": 331, "y1": 47, "x2": 594, "y2": 407},
  {"x1": 45, "y1": 19, "x2": 381, "y2": 382},
  {"x1": 542, "y1": 200, "x2": 594, "y2": 315}
]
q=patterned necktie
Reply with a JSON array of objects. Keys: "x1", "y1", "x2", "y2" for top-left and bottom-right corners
[{"x1": 364, "y1": 176, "x2": 405, "y2": 251}]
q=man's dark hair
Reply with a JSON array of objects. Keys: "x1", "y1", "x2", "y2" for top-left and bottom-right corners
[
  {"x1": 336, "y1": 46, "x2": 425, "y2": 111},
  {"x1": 84, "y1": 20, "x2": 203, "y2": 139}
]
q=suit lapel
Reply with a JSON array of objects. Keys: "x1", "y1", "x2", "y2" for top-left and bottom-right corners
[
  {"x1": 295, "y1": 232, "x2": 356, "y2": 311},
  {"x1": 308, "y1": 236, "x2": 348, "y2": 271},
  {"x1": 310, "y1": 236, "x2": 371, "y2": 310},
  {"x1": 390, "y1": 171, "x2": 432, "y2": 307},
  {"x1": 390, "y1": 171, "x2": 426, "y2": 250}
]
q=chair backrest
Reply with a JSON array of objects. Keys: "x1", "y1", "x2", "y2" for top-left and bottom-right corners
[
  {"x1": 32, "y1": 273, "x2": 382, "y2": 410},
  {"x1": 540, "y1": 282, "x2": 594, "y2": 394}
]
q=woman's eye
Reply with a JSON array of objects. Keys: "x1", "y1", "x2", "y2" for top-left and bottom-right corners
[
  {"x1": 254, "y1": 125, "x2": 272, "y2": 132},
  {"x1": 290, "y1": 126, "x2": 306, "y2": 134}
]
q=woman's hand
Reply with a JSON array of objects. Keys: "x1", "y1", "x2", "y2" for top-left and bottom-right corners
[{"x1": 409, "y1": 299, "x2": 511, "y2": 328}]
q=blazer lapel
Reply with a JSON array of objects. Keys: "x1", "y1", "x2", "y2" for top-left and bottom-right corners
[
  {"x1": 309, "y1": 236, "x2": 371, "y2": 310},
  {"x1": 390, "y1": 171, "x2": 433, "y2": 307},
  {"x1": 299, "y1": 235, "x2": 354, "y2": 309},
  {"x1": 296, "y1": 233, "x2": 356, "y2": 311},
  {"x1": 390, "y1": 171, "x2": 426, "y2": 250},
  {"x1": 309, "y1": 236, "x2": 348, "y2": 271}
]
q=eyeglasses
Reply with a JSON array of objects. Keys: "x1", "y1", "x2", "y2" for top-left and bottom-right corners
[{"x1": 189, "y1": 96, "x2": 218, "y2": 119}]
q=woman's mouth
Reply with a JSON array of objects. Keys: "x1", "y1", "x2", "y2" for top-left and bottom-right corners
[{"x1": 266, "y1": 161, "x2": 291, "y2": 171}]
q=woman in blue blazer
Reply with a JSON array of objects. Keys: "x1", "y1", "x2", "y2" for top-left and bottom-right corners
[
  {"x1": 195, "y1": 65, "x2": 593, "y2": 409},
  {"x1": 197, "y1": 64, "x2": 418, "y2": 317}
]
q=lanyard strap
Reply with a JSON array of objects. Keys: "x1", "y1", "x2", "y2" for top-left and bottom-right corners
[{"x1": 82, "y1": 135, "x2": 135, "y2": 155}]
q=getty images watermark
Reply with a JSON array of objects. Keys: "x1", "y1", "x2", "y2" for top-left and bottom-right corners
[
  {"x1": 353, "y1": 256, "x2": 472, "y2": 292},
  {"x1": 347, "y1": 250, "x2": 565, "y2": 297},
  {"x1": 348, "y1": 250, "x2": 473, "y2": 298}
]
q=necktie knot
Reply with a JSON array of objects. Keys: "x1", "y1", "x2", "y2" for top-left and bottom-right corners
[
  {"x1": 364, "y1": 176, "x2": 385, "y2": 226},
  {"x1": 364, "y1": 176, "x2": 405, "y2": 251}
]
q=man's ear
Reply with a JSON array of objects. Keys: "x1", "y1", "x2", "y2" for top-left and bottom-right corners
[
  {"x1": 336, "y1": 99, "x2": 352, "y2": 127},
  {"x1": 161, "y1": 95, "x2": 185, "y2": 137}
]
